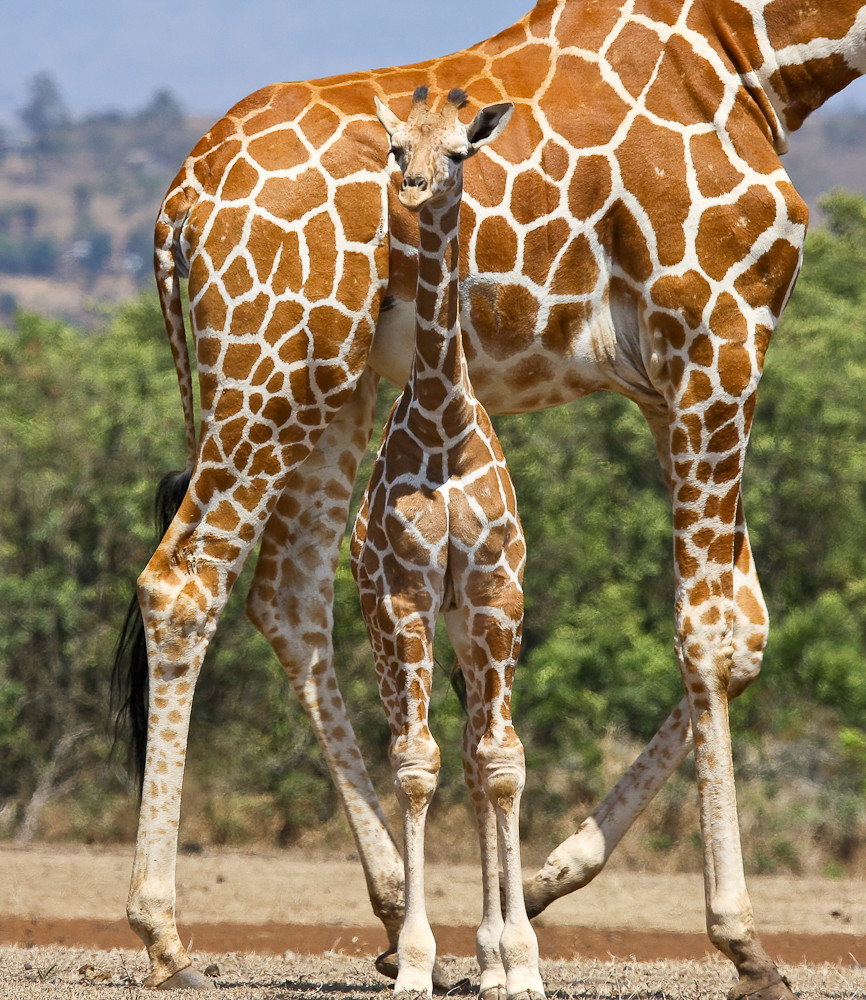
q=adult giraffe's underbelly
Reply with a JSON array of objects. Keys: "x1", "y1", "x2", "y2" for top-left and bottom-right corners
[{"x1": 368, "y1": 292, "x2": 647, "y2": 417}]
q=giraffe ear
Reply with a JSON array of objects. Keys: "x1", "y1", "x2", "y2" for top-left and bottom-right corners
[
  {"x1": 465, "y1": 102, "x2": 514, "y2": 155},
  {"x1": 374, "y1": 96, "x2": 403, "y2": 138}
]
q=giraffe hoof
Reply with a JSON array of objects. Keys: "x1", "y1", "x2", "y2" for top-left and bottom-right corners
[
  {"x1": 375, "y1": 947, "x2": 398, "y2": 981},
  {"x1": 431, "y1": 958, "x2": 457, "y2": 990},
  {"x1": 480, "y1": 987, "x2": 506, "y2": 1000},
  {"x1": 727, "y1": 970, "x2": 794, "y2": 1000},
  {"x1": 374, "y1": 948, "x2": 455, "y2": 990},
  {"x1": 508, "y1": 992, "x2": 545, "y2": 1000},
  {"x1": 155, "y1": 966, "x2": 213, "y2": 990}
]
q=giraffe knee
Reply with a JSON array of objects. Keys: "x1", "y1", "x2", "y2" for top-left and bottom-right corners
[
  {"x1": 137, "y1": 567, "x2": 212, "y2": 671},
  {"x1": 476, "y1": 730, "x2": 526, "y2": 804},
  {"x1": 391, "y1": 733, "x2": 441, "y2": 812},
  {"x1": 245, "y1": 575, "x2": 278, "y2": 637},
  {"x1": 730, "y1": 588, "x2": 769, "y2": 698},
  {"x1": 729, "y1": 620, "x2": 768, "y2": 698}
]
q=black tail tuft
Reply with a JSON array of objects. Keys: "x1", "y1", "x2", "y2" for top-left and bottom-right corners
[
  {"x1": 111, "y1": 468, "x2": 192, "y2": 794},
  {"x1": 111, "y1": 590, "x2": 150, "y2": 793},
  {"x1": 154, "y1": 469, "x2": 191, "y2": 538},
  {"x1": 448, "y1": 660, "x2": 468, "y2": 714}
]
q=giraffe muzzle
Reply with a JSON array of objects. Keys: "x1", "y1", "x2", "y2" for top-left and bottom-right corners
[{"x1": 399, "y1": 175, "x2": 433, "y2": 211}]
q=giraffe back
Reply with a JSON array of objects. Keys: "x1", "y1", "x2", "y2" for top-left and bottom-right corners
[{"x1": 157, "y1": 0, "x2": 866, "y2": 438}]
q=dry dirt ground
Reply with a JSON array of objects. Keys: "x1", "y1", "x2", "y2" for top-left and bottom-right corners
[{"x1": 1, "y1": 844, "x2": 864, "y2": 999}]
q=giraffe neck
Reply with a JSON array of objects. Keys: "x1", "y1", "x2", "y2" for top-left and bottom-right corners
[
  {"x1": 407, "y1": 192, "x2": 470, "y2": 410},
  {"x1": 706, "y1": 0, "x2": 866, "y2": 136},
  {"x1": 531, "y1": 0, "x2": 864, "y2": 146}
]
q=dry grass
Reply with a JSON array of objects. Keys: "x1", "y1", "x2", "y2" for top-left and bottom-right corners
[{"x1": 2, "y1": 946, "x2": 865, "y2": 1000}]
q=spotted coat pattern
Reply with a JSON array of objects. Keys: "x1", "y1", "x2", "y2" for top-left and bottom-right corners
[{"x1": 127, "y1": 1, "x2": 866, "y2": 995}]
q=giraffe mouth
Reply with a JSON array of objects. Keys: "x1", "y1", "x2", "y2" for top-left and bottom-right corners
[{"x1": 398, "y1": 187, "x2": 434, "y2": 211}]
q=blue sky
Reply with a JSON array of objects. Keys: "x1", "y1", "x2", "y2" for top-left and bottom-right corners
[
  {"x1": 2, "y1": 0, "x2": 528, "y2": 126},
  {"x1": 4, "y1": 0, "x2": 866, "y2": 130}
]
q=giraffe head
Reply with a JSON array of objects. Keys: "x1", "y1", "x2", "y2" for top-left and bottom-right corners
[{"x1": 375, "y1": 86, "x2": 513, "y2": 211}]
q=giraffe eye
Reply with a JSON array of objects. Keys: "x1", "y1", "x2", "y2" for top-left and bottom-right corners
[{"x1": 447, "y1": 150, "x2": 466, "y2": 163}]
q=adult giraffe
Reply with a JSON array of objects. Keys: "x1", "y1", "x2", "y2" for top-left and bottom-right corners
[{"x1": 115, "y1": 0, "x2": 866, "y2": 994}]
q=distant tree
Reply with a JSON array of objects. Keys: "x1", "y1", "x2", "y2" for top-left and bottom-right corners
[
  {"x1": 124, "y1": 221, "x2": 157, "y2": 285},
  {"x1": 0, "y1": 204, "x2": 39, "y2": 237},
  {"x1": 72, "y1": 183, "x2": 94, "y2": 220},
  {"x1": 0, "y1": 299, "x2": 183, "y2": 837},
  {"x1": 19, "y1": 72, "x2": 69, "y2": 144},
  {"x1": 68, "y1": 227, "x2": 113, "y2": 286},
  {"x1": 0, "y1": 215, "x2": 61, "y2": 276},
  {"x1": 135, "y1": 88, "x2": 196, "y2": 167},
  {"x1": 138, "y1": 89, "x2": 184, "y2": 126}
]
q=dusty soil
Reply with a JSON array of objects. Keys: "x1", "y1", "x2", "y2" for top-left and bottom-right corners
[{"x1": 1, "y1": 844, "x2": 864, "y2": 998}]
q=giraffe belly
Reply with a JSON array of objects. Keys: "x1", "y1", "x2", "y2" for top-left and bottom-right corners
[{"x1": 369, "y1": 296, "x2": 624, "y2": 417}]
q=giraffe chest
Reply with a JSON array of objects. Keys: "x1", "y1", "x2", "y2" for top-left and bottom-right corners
[{"x1": 363, "y1": 394, "x2": 521, "y2": 578}]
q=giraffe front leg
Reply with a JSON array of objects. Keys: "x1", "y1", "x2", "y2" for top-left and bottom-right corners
[
  {"x1": 522, "y1": 698, "x2": 692, "y2": 917},
  {"x1": 457, "y1": 604, "x2": 542, "y2": 1000},
  {"x1": 446, "y1": 609, "x2": 507, "y2": 1000},
  {"x1": 669, "y1": 412, "x2": 792, "y2": 999},
  {"x1": 371, "y1": 613, "x2": 441, "y2": 1000},
  {"x1": 523, "y1": 490, "x2": 769, "y2": 918},
  {"x1": 677, "y1": 594, "x2": 790, "y2": 1000},
  {"x1": 391, "y1": 726, "x2": 441, "y2": 1000},
  {"x1": 477, "y1": 729, "x2": 544, "y2": 1000},
  {"x1": 354, "y1": 559, "x2": 444, "y2": 1000},
  {"x1": 461, "y1": 701, "x2": 507, "y2": 1000}
]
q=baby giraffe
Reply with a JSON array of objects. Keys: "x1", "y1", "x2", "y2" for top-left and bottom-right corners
[{"x1": 351, "y1": 87, "x2": 544, "y2": 1000}]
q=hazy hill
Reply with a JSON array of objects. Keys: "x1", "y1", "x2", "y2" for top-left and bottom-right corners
[
  {"x1": 0, "y1": 90, "x2": 210, "y2": 327},
  {"x1": 0, "y1": 97, "x2": 863, "y2": 328}
]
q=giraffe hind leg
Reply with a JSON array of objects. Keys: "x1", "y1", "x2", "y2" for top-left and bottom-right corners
[
  {"x1": 126, "y1": 441, "x2": 301, "y2": 987},
  {"x1": 245, "y1": 371, "x2": 406, "y2": 947}
]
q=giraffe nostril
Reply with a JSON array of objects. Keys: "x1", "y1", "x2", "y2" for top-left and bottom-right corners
[{"x1": 402, "y1": 175, "x2": 428, "y2": 190}]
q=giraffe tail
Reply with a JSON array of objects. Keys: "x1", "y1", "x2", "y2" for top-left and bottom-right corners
[
  {"x1": 447, "y1": 658, "x2": 469, "y2": 713},
  {"x1": 111, "y1": 471, "x2": 191, "y2": 792},
  {"x1": 154, "y1": 185, "x2": 198, "y2": 473},
  {"x1": 111, "y1": 187, "x2": 199, "y2": 790}
]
